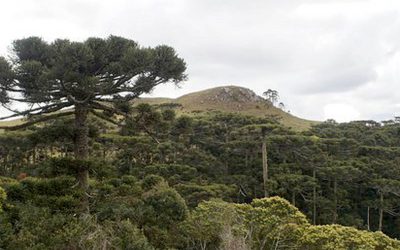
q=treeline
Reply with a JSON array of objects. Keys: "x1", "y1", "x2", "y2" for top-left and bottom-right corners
[{"x1": 1, "y1": 104, "x2": 400, "y2": 248}]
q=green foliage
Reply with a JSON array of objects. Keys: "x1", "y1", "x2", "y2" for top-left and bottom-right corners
[
  {"x1": 4, "y1": 206, "x2": 83, "y2": 249},
  {"x1": 140, "y1": 182, "x2": 188, "y2": 248},
  {"x1": 1, "y1": 36, "x2": 186, "y2": 106},
  {"x1": 237, "y1": 197, "x2": 309, "y2": 249},
  {"x1": 139, "y1": 164, "x2": 198, "y2": 184},
  {"x1": 3, "y1": 176, "x2": 80, "y2": 212},
  {"x1": 182, "y1": 199, "x2": 245, "y2": 250},
  {"x1": 141, "y1": 182, "x2": 187, "y2": 227},
  {"x1": 141, "y1": 174, "x2": 165, "y2": 191},
  {"x1": 297, "y1": 224, "x2": 400, "y2": 250},
  {"x1": 106, "y1": 219, "x2": 154, "y2": 250},
  {"x1": 0, "y1": 187, "x2": 5, "y2": 212},
  {"x1": 0, "y1": 205, "x2": 152, "y2": 250},
  {"x1": 175, "y1": 183, "x2": 236, "y2": 207},
  {"x1": 0, "y1": 35, "x2": 187, "y2": 215},
  {"x1": 38, "y1": 157, "x2": 116, "y2": 179},
  {"x1": 182, "y1": 197, "x2": 400, "y2": 250},
  {"x1": 2, "y1": 98, "x2": 400, "y2": 248},
  {"x1": 91, "y1": 176, "x2": 143, "y2": 222}
]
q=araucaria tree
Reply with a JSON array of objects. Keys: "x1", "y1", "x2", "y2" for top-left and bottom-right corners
[{"x1": 0, "y1": 36, "x2": 187, "y2": 211}]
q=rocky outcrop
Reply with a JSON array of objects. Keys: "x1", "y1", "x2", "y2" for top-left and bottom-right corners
[{"x1": 204, "y1": 86, "x2": 264, "y2": 103}]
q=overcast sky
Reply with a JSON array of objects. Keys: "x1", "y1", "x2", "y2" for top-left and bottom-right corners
[{"x1": 1, "y1": 0, "x2": 399, "y2": 122}]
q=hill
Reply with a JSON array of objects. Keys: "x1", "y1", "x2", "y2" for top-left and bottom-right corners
[
  {"x1": 0, "y1": 86, "x2": 317, "y2": 131},
  {"x1": 135, "y1": 86, "x2": 317, "y2": 130}
]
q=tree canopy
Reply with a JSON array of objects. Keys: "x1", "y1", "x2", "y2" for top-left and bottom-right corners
[
  {"x1": 0, "y1": 35, "x2": 186, "y2": 123},
  {"x1": 0, "y1": 36, "x2": 187, "y2": 212}
]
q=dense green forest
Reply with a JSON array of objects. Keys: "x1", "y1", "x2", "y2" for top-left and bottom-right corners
[
  {"x1": 0, "y1": 36, "x2": 400, "y2": 249},
  {"x1": 1, "y1": 106, "x2": 400, "y2": 249}
]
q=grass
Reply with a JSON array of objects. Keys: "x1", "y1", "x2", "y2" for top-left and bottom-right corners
[
  {"x1": 0, "y1": 118, "x2": 24, "y2": 133},
  {"x1": 136, "y1": 86, "x2": 318, "y2": 131},
  {"x1": 0, "y1": 86, "x2": 319, "y2": 132}
]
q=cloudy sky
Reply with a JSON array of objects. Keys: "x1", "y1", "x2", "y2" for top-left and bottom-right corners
[{"x1": 1, "y1": 0, "x2": 399, "y2": 122}]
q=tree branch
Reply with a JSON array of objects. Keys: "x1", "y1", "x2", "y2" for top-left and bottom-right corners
[
  {"x1": 0, "y1": 111, "x2": 74, "y2": 131},
  {"x1": 90, "y1": 101, "x2": 126, "y2": 116},
  {"x1": 67, "y1": 94, "x2": 92, "y2": 105},
  {"x1": 90, "y1": 110, "x2": 121, "y2": 126},
  {"x1": 0, "y1": 102, "x2": 72, "y2": 120},
  {"x1": 142, "y1": 125, "x2": 161, "y2": 144}
]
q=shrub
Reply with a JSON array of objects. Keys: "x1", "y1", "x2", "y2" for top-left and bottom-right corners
[
  {"x1": 141, "y1": 174, "x2": 165, "y2": 191},
  {"x1": 297, "y1": 225, "x2": 400, "y2": 250},
  {"x1": 141, "y1": 183, "x2": 188, "y2": 248},
  {"x1": 2, "y1": 205, "x2": 153, "y2": 250},
  {"x1": 181, "y1": 199, "x2": 245, "y2": 250},
  {"x1": 0, "y1": 187, "x2": 5, "y2": 212},
  {"x1": 237, "y1": 196, "x2": 309, "y2": 249},
  {"x1": 37, "y1": 157, "x2": 116, "y2": 179}
]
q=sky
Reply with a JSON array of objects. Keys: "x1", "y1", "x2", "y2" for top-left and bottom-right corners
[{"x1": 0, "y1": 0, "x2": 399, "y2": 122}]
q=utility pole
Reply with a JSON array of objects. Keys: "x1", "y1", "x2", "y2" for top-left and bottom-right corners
[{"x1": 261, "y1": 127, "x2": 269, "y2": 197}]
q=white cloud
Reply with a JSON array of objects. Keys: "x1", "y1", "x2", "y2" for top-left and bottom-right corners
[
  {"x1": 0, "y1": 0, "x2": 399, "y2": 122},
  {"x1": 323, "y1": 103, "x2": 361, "y2": 122}
]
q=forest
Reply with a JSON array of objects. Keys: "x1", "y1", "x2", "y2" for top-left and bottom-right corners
[
  {"x1": 1, "y1": 107, "x2": 400, "y2": 249},
  {"x1": 0, "y1": 36, "x2": 399, "y2": 249}
]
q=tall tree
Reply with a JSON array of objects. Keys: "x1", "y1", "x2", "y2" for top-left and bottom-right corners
[
  {"x1": 0, "y1": 36, "x2": 187, "y2": 212},
  {"x1": 261, "y1": 126, "x2": 269, "y2": 197},
  {"x1": 373, "y1": 178, "x2": 400, "y2": 231},
  {"x1": 262, "y1": 89, "x2": 279, "y2": 106}
]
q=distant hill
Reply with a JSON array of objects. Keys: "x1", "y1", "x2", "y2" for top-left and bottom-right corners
[
  {"x1": 135, "y1": 86, "x2": 318, "y2": 130},
  {"x1": 0, "y1": 86, "x2": 318, "y2": 131}
]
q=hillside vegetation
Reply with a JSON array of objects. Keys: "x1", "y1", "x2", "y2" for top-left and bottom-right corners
[
  {"x1": 2, "y1": 35, "x2": 397, "y2": 249},
  {"x1": 0, "y1": 86, "x2": 316, "y2": 132},
  {"x1": 1, "y1": 103, "x2": 400, "y2": 249},
  {"x1": 135, "y1": 86, "x2": 317, "y2": 130}
]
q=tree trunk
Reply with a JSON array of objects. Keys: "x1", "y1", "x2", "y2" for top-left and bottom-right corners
[
  {"x1": 312, "y1": 169, "x2": 317, "y2": 225},
  {"x1": 74, "y1": 104, "x2": 90, "y2": 213},
  {"x1": 245, "y1": 151, "x2": 248, "y2": 169},
  {"x1": 262, "y1": 139, "x2": 269, "y2": 197},
  {"x1": 333, "y1": 178, "x2": 338, "y2": 224},
  {"x1": 292, "y1": 191, "x2": 296, "y2": 206},
  {"x1": 33, "y1": 147, "x2": 37, "y2": 164},
  {"x1": 378, "y1": 193, "x2": 383, "y2": 231},
  {"x1": 367, "y1": 206, "x2": 370, "y2": 231}
]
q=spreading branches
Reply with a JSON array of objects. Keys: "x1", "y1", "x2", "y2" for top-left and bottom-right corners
[
  {"x1": 0, "y1": 111, "x2": 74, "y2": 131},
  {"x1": 0, "y1": 36, "x2": 186, "y2": 125},
  {"x1": 0, "y1": 102, "x2": 72, "y2": 120},
  {"x1": 90, "y1": 109, "x2": 120, "y2": 126},
  {"x1": 89, "y1": 101, "x2": 126, "y2": 116}
]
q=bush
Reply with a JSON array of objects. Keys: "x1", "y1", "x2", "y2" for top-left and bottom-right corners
[
  {"x1": 237, "y1": 196, "x2": 309, "y2": 249},
  {"x1": 181, "y1": 199, "x2": 244, "y2": 250},
  {"x1": 79, "y1": 219, "x2": 153, "y2": 250},
  {"x1": 141, "y1": 174, "x2": 165, "y2": 191},
  {"x1": 140, "y1": 164, "x2": 198, "y2": 184},
  {"x1": 3, "y1": 176, "x2": 80, "y2": 212},
  {"x1": 175, "y1": 183, "x2": 236, "y2": 207},
  {"x1": 141, "y1": 182, "x2": 188, "y2": 227},
  {"x1": 182, "y1": 196, "x2": 400, "y2": 250},
  {"x1": 297, "y1": 225, "x2": 400, "y2": 250},
  {"x1": 2, "y1": 205, "x2": 153, "y2": 250},
  {"x1": 141, "y1": 183, "x2": 188, "y2": 248},
  {"x1": 0, "y1": 187, "x2": 5, "y2": 212},
  {"x1": 37, "y1": 157, "x2": 116, "y2": 179},
  {"x1": 5, "y1": 205, "x2": 84, "y2": 249},
  {"x1": 91, "y1": 176, "x2": 143, "y2": 222}
]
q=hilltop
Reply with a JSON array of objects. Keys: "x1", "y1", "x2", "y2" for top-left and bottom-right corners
[
  {"x1": 135, "y1": 86, "x2": 317, "y2": 130},
  {"x1": 0, "y1": 86, "x2": 317, "y2": 131}
]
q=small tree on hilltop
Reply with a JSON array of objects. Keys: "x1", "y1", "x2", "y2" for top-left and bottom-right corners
[
  {"x1": 262, "y1": 89, "x2": 279, "y2": 106},
  {"x1": 0, "y1": 36, "x2": 187, "y2": 212}
]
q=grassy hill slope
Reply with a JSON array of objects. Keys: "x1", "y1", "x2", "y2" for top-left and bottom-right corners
[
  {"x1": 135, "y1": 86, "x2": 318, "y2": 130},
  {"x1": 0, "y1": 86, "x2": 318, "y2": 131}
]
